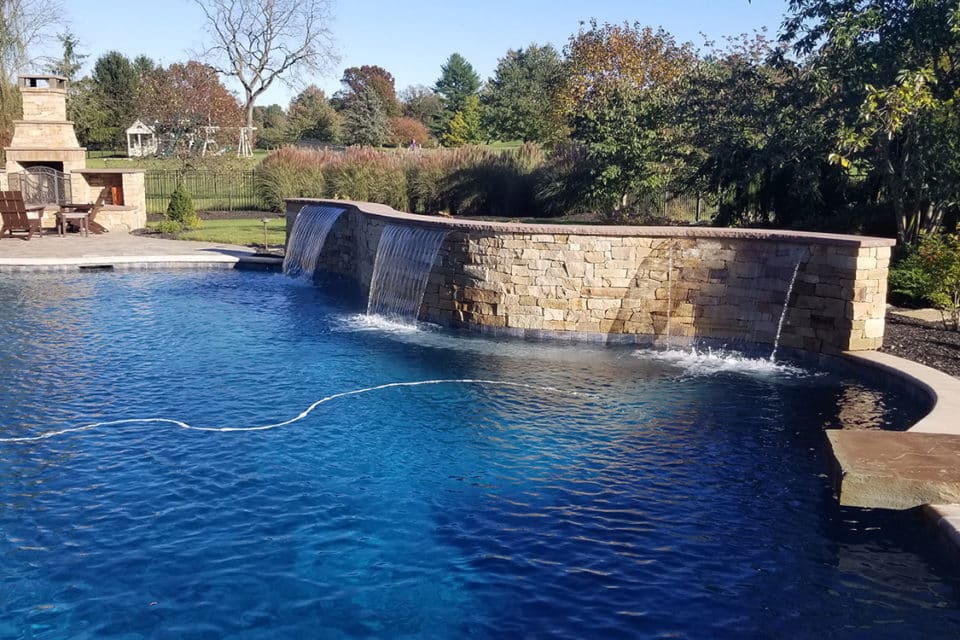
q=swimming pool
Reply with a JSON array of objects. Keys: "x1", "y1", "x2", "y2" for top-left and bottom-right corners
[{"x1": 0, "y1": 270, "x2": 957, "y2": 638}]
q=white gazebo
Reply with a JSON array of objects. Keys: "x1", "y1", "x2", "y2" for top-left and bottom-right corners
[{"x1": 126, "y1": 119, "x2": 158, "y2": 157}]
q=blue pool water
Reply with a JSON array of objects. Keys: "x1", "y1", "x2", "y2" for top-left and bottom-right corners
[{"x1": 0, "y1": 270, "x2": 957, "y2": 639}]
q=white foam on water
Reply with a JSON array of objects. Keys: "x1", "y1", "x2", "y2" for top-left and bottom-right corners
[
  {"x1": 340, "y1": 312, "x2": 428, "y2": 335},
  {"x1": 0, "y1": 379, "x2": 599, "y2": 444},
  {"x1": 635, "y1": 347, "x2": 812, "y2": 378},
  {"x1": 334, "y1": 314, "x2": 621, "y2": 363}
]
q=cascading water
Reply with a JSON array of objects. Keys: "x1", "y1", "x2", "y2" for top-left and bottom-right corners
[
  {"x1": 367, "y1": 224, "x2": 449, "y2": 324},
  {"x1": 283, "y1": 205, "x2": 347, "y2": 279},
  {"x1": 769, "y1": 249, "x2": 808, "y2": 361},
  {"x1": 665, "y1": 242, "x2": 675, "y2": 346}
]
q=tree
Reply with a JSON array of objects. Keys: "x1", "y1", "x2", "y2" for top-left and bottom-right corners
[
  {"x1": 782, "y1": 0, "x2": 960, "y2": 243},
  {"x1": 433, "y1": 53, "x2": 480, "y2": 136},
  {"x1": 138, "y1": 61, "x2": 243, "y2": 154},
  {"x1": 342, "y1": 85, "x2": 389, "y2": 146},
  {"x1": 482, "y1": 43, "x2": 563, "y2": 142},
  {"x1": 286, "y1": 85, "x2": 341, "y2": 143},
  {"x1": 334, "y1": 65, "x2": 400, "y2": 116},
  {"x1": 194, "y1": 0, "x2": 338, "y2": 130},
  {"x1": 441, "y1": 94, "x2": 482, "y2": 147},
  {"x1": 132, "y1": 55, "x2": 157, "y2": 77},
  {"x1": 399, "y1": 84, "x2": 442, "y2": 127},
  {"x1": 68, "y1": 77, "x2": 108, "y2": 148},
  {"x1": 560, "y1": 20, "x2": 695, "y2": 213},
  {"x1": 46, "y1": 30, "x2": 86, "y2": 80},
  {"x1": 673, "y1": 34, "x2": 841, "y2": 227},
  {"x1": 572, "y1": 84, "x2": 672, "y2": 214},
  {"x1": 0, "y1": 0, "x2": 61, "y2": 148},
  {"x1": 91, "y1": 51, "x2": 141, "y2": 148},
  {"x1": 388, "y1": 116, "x2": 430, "y2": 147},
  {"x1": 558, "y1": 20, "x2": 694, "y2": 121},
  {"x1": 252, "y1": 103, "x2": 289, "y2": 148}
]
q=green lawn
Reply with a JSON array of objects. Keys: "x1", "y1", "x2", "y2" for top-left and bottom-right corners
[{"x1": 151, "y1": 217, "x2": 286, "y2": 249}]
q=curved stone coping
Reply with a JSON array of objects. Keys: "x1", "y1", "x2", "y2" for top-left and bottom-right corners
[
  {"x1": 287, "y1": 198, "x2": 897, "y2": 248},
  {"x1": 842, "y1": 350, "x2": 960, "y2": 435}
]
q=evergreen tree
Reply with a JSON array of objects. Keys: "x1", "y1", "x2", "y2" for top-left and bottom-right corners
[
  {"x1": 91, "y1": 51, "x2": 140, "y2": 148},
  {"x1": 482, "y1": 44, "x2": 563, "y2": 142},
  {"x1": 342, "y1": 85, "x2": 389, "y2": 146},
  {"x1": 47, "y1": 31, "x2": 87, "y2": 80},
  {"x1": 433, "y1": 53, "x2": 480, "y2": 137}
]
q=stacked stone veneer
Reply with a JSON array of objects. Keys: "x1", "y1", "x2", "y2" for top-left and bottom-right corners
[{"x1": 287, "y1": 199, "x2": 894, "y2": 353}]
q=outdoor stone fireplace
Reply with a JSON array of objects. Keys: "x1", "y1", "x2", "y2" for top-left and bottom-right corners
[{"x1": 1, "y1": 74, "x2": 146, "y2": 232}]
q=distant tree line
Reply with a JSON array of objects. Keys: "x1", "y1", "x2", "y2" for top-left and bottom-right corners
[{"x1": 1, "y1": 0, "x2": 958, "y2": 242}]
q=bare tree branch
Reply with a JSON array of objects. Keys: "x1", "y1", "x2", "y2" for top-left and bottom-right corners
[{"x1": 193, "y1": 0, "x2": 338, "y2": 128}]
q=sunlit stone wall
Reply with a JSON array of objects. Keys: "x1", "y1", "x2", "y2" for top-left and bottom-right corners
[{"x1": 286, "y1": 199, "x2": 893, "y2": 353}]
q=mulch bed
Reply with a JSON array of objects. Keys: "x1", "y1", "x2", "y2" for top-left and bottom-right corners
[{"x1": 881, "y1": 312, "x2": 960, "y2": 378}]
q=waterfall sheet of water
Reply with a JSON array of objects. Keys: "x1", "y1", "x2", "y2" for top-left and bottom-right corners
[
  {"x1": 367, "y1": 224, "x2": 449, "y2": 324},
  {"x1": 769, "y1": 251, "x2": 807, "y2": 361},
  {"x1": 283, "y1": 205, "x2": 347, "y2": 279}
]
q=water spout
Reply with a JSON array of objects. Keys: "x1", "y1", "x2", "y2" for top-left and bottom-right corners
[
  {"x1": 769, "y1": 250, "x2": 807, "y2": 361},
  {"x1": 367, "y1": 224, "x2": 448, "y2": 324},
  {"x1": 283, "y1": 205, "x2": 346, "y2": 279}
]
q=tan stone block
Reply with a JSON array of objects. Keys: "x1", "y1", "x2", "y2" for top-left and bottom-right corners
[
  {"x1": 483, "y1": 315, "x2": 507, "y2": 328},
  {"x1": 599, "y1": 319, "x2": 626, "y2": 333},
  {"x1": 543, "y1": 307, "x2": 565, "y2": 322},
  {"x1": 863, "y1": 317, "x2": 885, "y2": 339},
  {"x1": 649, "y1": 270, "x2": 668, "y2": 282},
  {"x1": 463, "y1": 287, "x2": 499, "y2": 304},
  {"x1": 587, "y1": 298, "x2": 621, "y2": 311},
  {"x1": 847, "y1": 335, "x2": 882, "y2": 351},
  {"x1": 595, "y1": 268, "x2": 627, "y2": 280},
  {"x1": 583, "y1": 252, "x2": 606, "y2": 264}
]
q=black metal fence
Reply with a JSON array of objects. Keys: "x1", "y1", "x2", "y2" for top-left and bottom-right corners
[{"x1": 145, "y1": 170, "x2": 267, "y2": 214}]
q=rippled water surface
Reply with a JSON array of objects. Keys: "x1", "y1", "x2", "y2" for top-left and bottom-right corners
[{"x1": 0, "y1": 270, "x2": 957, "y2": 639}]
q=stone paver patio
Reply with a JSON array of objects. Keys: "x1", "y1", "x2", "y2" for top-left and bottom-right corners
[{"x1": 0, "y1": 231, "x2": 281, "y2": 270}]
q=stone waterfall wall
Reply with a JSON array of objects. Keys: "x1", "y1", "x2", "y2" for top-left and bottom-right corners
[{"x1": 286, "y1": 199, "x2": 894, "y2": 353}]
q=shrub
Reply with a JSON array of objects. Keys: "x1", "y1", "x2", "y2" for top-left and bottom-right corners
[
  {"x1": 256, "y1": 144, "x2": 549, "y2": 218},
  {"x1": 155, "y1": 219, "x2": 182, "y2": 234},
  {"x1": 388, "y1": 117, "x2": 432, "y2": 148},
  {"x1": 166, "y1": 183, "x2": 200, "y2": 229},
  {"x1": 255, "y1": 146, "x2": 331, "y2": 212},
  {"x1": 890, "y1": 232, "x2": 960, "y2": 329},
  {"x1": 328, "y1": 147, "x2": 409, "y2": 211},
  {"x1": 532, "y1": 141, "x2": 596, "y2": 216}
]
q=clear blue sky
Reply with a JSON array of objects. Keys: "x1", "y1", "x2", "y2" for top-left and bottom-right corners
[{"x1": 58, "y1": 0, "x2": 789, "y2": 107}]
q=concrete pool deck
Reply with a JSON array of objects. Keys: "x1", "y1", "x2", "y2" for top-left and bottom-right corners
[{"x1": 0, "y1": 232, "x2": 282, "y2": 270}]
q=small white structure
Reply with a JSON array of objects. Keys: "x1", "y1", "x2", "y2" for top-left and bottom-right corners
[
  {"x1": 238, "y1": 126, "x2": 256, "y2": 158},
  {"x1": 126, "y1": 119, "x2": 158, "y2": 157}
]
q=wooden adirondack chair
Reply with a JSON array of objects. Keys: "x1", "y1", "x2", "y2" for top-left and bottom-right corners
[
  {"x1": 58, "y1": 188, "x2": 110, "y2": 236},
  {"x1": 0, "y1": 191, "x2": 44, "y2": 240}
]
